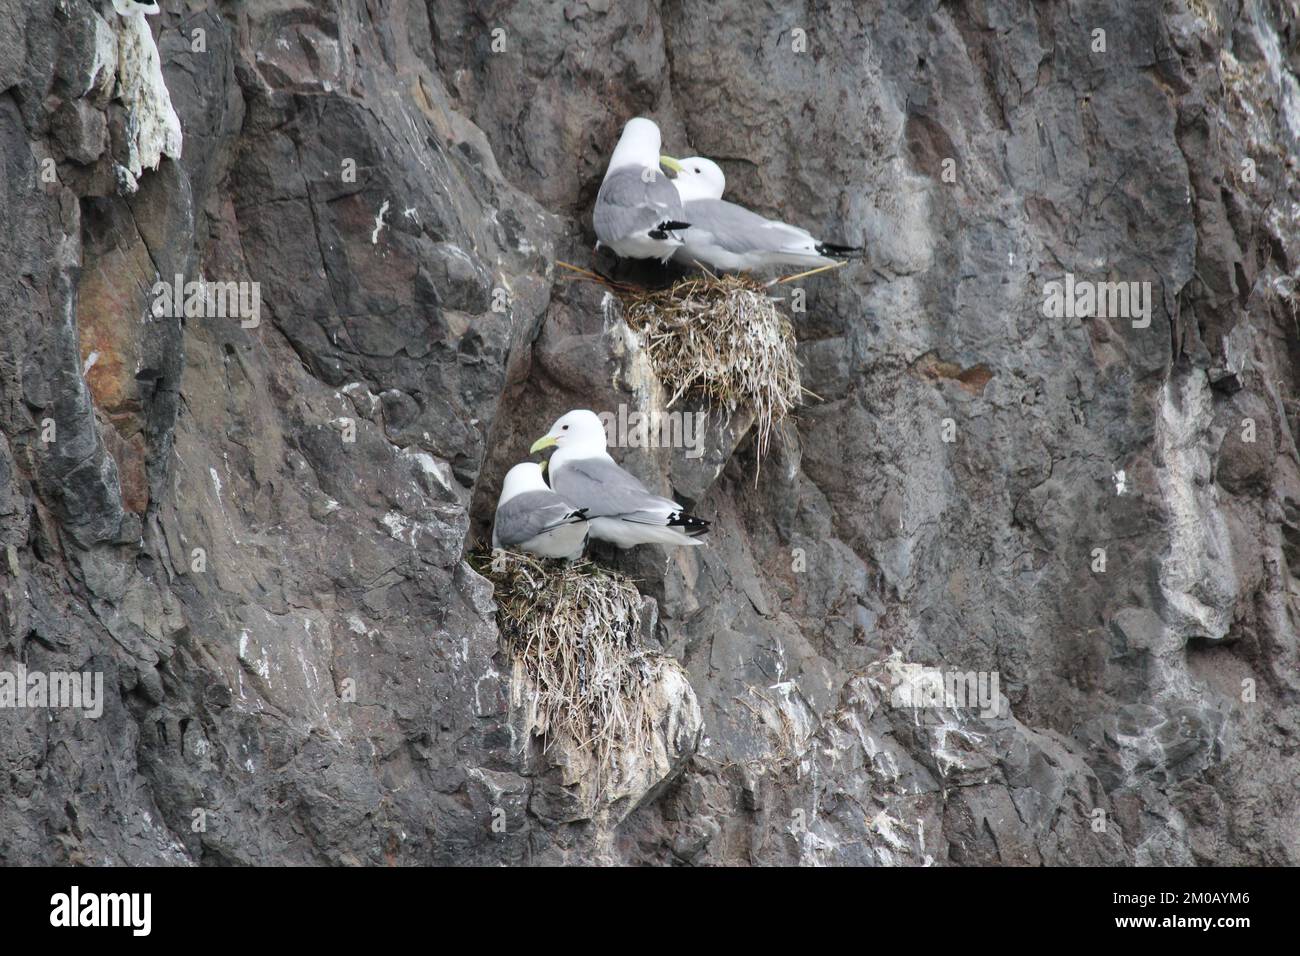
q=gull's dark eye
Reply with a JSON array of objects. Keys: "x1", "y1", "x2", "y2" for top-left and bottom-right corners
[
  {"x1": 562, "y1": 424, "x2": 569, "y2": 430},
  {"x1": 694, "y1": 167, "x2": 701, "y2": 173}
]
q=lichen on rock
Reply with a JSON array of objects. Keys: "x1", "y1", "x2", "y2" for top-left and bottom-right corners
[{"x1": 108, "y1": 3, "x2": 182, "y2": 190}]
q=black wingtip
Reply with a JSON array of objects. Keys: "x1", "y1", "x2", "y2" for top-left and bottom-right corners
[
  {"x1": 649, "y1": 220, "x2": 692, "y2": 241},
  {"x1": 668, "y1": 512, "x2": 711, "y2": 537},
  {"x1": 815, "y1": 242, "x2": 862, "y2": 259},
  {"x1": 567, "y1": 508, "x2": 590, "y2": 523}
]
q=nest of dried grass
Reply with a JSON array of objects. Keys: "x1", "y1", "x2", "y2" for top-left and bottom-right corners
[
  {"x1": 470, "y1": 548, "x2": 670, "y2": 798},
  {"x1": 617, "y1": 273, "x2": 805, "y2": 461}
]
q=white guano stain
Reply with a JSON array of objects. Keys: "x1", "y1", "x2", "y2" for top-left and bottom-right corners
[{"x1": 371, "y1": 199, "x2": 390, "y2": 244}]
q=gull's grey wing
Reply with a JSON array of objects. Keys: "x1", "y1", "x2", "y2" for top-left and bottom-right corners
[
  {"x1": 552, "y1": 457, "x2": 681, "y2": 523},
  {"x1": 594, "y1": 167, "x2": 687, "y2": 243},
  {"x1": 681, "y1": 198, "x2": 816, "y2": 254},
  {"x1": 493, "y1": 491, "x2": 586, "y2": 547}
]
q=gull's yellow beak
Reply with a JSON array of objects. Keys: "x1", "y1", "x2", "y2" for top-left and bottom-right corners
[
  {"x1": 659, "y1": 155, "x2": 685, "y2": 174},
  {"x1": 539, "y1": 460, "x2": 547, "y2": 475},
  {"x1": 530, "y1": 435, "x2": 558, "y2": 454}
]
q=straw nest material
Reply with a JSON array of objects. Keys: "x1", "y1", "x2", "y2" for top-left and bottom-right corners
[
  {"x1": 617, "y1": 273, "x2": 804, "y2": 461},
  {"x1": 470, "y1": 548, "x2": 671, "y2": 797}
]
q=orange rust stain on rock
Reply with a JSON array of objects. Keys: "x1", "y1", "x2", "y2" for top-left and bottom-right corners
[
  {"x1": 76, "y1": 237, "x2": 153, "y2": 514},
  {"x1": 77, "y1": 245, "x2": 152, "y2": 417},
  {"x1": 100, "y1": 423, "x2": 149, "y2": 514},
  {"x1": 912, "y1": 350, "x2": 995, "y2": 396}
]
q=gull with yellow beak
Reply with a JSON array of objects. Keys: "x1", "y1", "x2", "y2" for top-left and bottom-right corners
[
  {"x1": 659, "y1": 154, "x2": 860, "y2": 271},
  {"x1": 530, "y1": 410, "x2": 710, "y2": 549},
  {"x1": 593, "y1": 118, "x2": 692, "y2": 263}
]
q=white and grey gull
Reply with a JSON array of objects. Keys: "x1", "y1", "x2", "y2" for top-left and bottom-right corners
[
  {"x1": 593, "y1": 118, "x2": 691, "y2": 263},
  {"x1": 530, "y1": 410, "x2": 709, "y2": 549},
  {"x1": 662, "y1": 155, "x2": 860, "y2": 272},
  {"x1": 491, "y1": 462, "x2": 590, "y2": 560}
]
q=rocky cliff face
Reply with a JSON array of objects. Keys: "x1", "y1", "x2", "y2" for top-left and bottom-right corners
[{"x1": 1, "y1": 0, "x2": 1297, "y2": 865}]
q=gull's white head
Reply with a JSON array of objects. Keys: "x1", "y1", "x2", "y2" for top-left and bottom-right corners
[
  {"x1": 664, "y1": 155, "x2": 726, "y2": 202},
  {"x1": 499, "y1": 462, "x2": 549, "y2": 505},
  {"x1": 113, "y1": 0, "x2": 161, "y2": 15},
  {"x1": 604, "y1": 117, "x2": 664, "y2": 180},
  {"x1": 529, "y1": 409, "x2": 609, "y2": 457}
]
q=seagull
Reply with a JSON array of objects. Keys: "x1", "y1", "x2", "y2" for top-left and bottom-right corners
[
  {"x1": 530, "y1": 410, "x2": 709, "y2": 548},
  {"x1": 491, "y1": 462, "x2": 589, "y2": 560},
  {"x1": 661, "y1": 155, "x2": 860, "y2": 271},
  {"x1": 593, "y1": 118, "x2": 691, "y2": 263}
]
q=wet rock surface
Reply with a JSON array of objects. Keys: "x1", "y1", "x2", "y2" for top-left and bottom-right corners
[{"x1": 1, "y1": 0, "x2": 1298, "y2": 864}]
